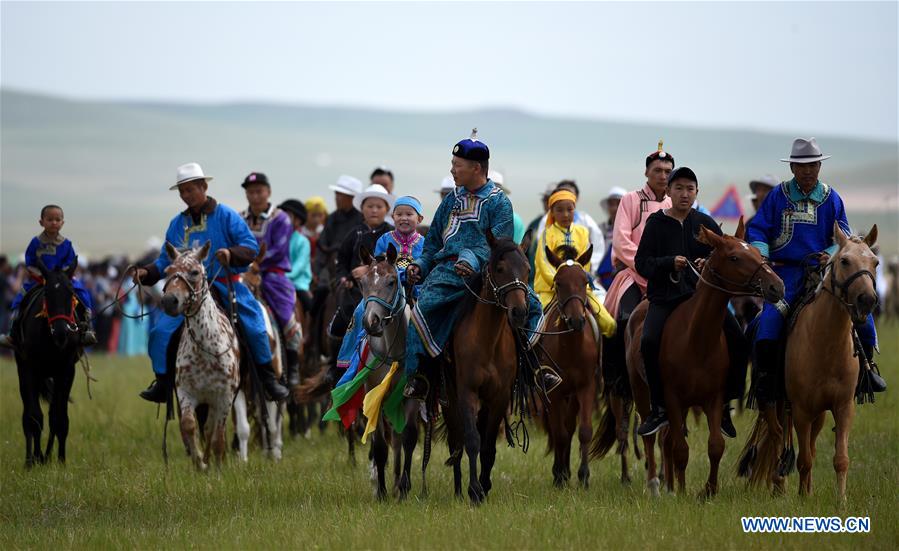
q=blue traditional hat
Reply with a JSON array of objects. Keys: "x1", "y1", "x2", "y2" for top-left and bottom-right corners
[
  {"x1": 452, "y1": 128, "x2": 490, "y2": 161},
  {"x1": 393, "y1": 195, "x2": 423, "y2": 216}
]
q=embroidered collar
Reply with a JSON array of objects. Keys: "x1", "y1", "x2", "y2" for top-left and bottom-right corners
[
  {"x1": 391, "y1": 230, "x2": 421, "y2": 255},
  {"x1": 786, "y1": 178, "x2": 826, "y2": 204},
  {"x1": 183, "y1": 197, "x2": 218, "y2": 217},
  {"x1": 37, "y1": 231, "x2": 65, "y2": 246},
  {"x1": 640, "y1": 183, "x2": 667, "y2": 201},
  {"x1": 244, "y1": 203, "x2": 274, "y2": 222},
  {"x1": 455, "y1": 179, "x2": 496, "y2": 199}
]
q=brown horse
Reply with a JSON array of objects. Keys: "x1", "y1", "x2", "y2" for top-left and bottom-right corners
[
  {"x1": 739, "y1": 224, "x2": 878, "y2": 501},
  {"x1": 443, "y1": 233, "x2": 535, "y2": 503},
  {"x1": 629, "y1": 219, "x2": 784, "y2": 496},
  {"x1": 539, "y1": 244, "x2": 599, "y2": 488}
]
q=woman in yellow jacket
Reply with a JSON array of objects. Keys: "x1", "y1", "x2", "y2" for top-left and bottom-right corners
[{"x1": 535, "y1": 189, "x2": 617, "y2": 338}]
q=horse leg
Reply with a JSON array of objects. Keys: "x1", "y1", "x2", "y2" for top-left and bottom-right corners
[
  {"x1": 577, "y1": 385, "x2": 595, "y2": 489},
  {"x1": 610, "y1": 395, "x2": 631, "y2": 484},
  {"x1": 549, "y1": 398, "x2": 568, "y2": 487},
  {"x1": 459, "y1": 387, "x2": 484, "y2": 504},
  {"x1": 372, "y1": 424, "x2": 389, "y2": 500},
  {"x1": 48, "y1": 366, "x2": 75, "y2": 464},
  {"x1": 178, "y1": 396, "x2": 205, "y2": 471},
  {"x1": 266, "y1": 400, "x2": 283, "y2": 461},
  {"x1": 667, "y1": 404, "x2": 689, "y2": 495},
  {"x1": 233, "y1": 390, "x2": 250, "y2": 462},
  {"x1": 399, "y1": 405, "x2": 418, "y2": 500},
  {"x1": 643, "y1": 434, "x2": 661, "y2": 497},
  {"x1": 662, "y1": 428, "x2": 674, "y2": 493},
  {"x1": 346, "y1": 422, "x2": 357, "y2": 466},
  {"x1": 392, "y1": 430, "x2": 402, "y2": 492},
  {"x1": 794, "y1": 408, "x2": 813, "y2": 496},
  {"x1": 208, "y1": 400, "x2": 230, "y2": 468},
  {"x1": 808, "y1": 411, "x2": 825, "y2": 494},
  {"x1": 703, "y1": 401, "x2": 725, "y2": 498},
  {"x1": 832, "y1": 402, "x2": 855, "y2": 502},
  {"x1": 478, "y1": 408, "x2": 503, "y2": 498},
  {"x1": 17, "y1": 364, "x2": 42, "y2": 468}
]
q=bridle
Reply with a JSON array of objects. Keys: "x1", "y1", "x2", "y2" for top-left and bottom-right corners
[
  {"x1": 163, "y1": 262, "x2": 233, "y2": 358},
  {"x1": 822, "y1": 259, "x2": 878, "y2": 320},
  {"x1": 363, "y1": 274, "x2": 407, "y2": 328},
  {"x1": 684, "y1": 257, "x2": 770, "y2": 297},
  {"x1": 44, "y1": 276, "x2": 79, "y2": 337},
  {"x1": 552, "y1": 259, "x2": 589, "y2": 327}
]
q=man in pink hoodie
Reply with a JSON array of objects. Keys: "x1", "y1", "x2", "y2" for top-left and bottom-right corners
[{"x1": 602, "y1": 143, "x2": 674, "y2": 396}]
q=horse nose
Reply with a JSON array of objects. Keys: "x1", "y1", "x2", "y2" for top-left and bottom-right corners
[
  {"x1": 857, "y1": 293, "x2": 876, "y2": 314},
  {"x1": 510, "y1": 305, "x2": 527, "y2": 326},
  {"x1": 365, "y1": 313, "x2": 382, "y2": 335},
  {"x1": 161, "y1": 294, "x2": 178, "y2": 315},
  {"x1": 570, "y1": 317, "x2": 585, "y2": 332},
  {"x1": 52, "y1": 328, "x2": 67, "y2": 348}
]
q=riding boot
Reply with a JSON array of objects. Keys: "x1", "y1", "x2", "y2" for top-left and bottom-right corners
[
  {"x1": 637, "y1": 347, "x2": 668, "y2": 437},
  {"x1": 285, "y1": 349, "x2": 301, "y2": 387},
  {"x1": 859, "y1": 343, "x2": 886, "y2": 393},
  {"x1": 720, "y1": 404, "x2": 737, "y2": 439},
  {"x1": 749, "y1": 340, "x2": 778, "y2": 410},
  {"x1": 139, "y1": 371, "x2": 174, "y2": 403},
  {"x1": 403, "y1": 373, "x2": 430, "y2": 401},
  {"x1": 257, "y1": 362, "x2": 289, "y2": 401}
]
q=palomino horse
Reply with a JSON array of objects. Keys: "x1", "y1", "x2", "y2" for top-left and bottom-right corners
[
  {"x1": 443, "y1": 233, "x2": 535, "y2": 503},
  {"x1": 739, "y1": 224, "x2": 878, "y2": 500},
  {"x1": 162, "y1": 242, "x2": 240, "y2": 471},
  {"x1": 539, "y1": 244, "x2": 600, "y2": 488},
  {"x1": 13, "y1": 256, "x2": 83, "y2": 467},
  {"x1": 357, "y1": 244, "x2": 420, "y2": 500},
  {"x1": 235, "y1": 243, "x2": 284, "y2": 461},
  {"x1": 628, "y1": 219, "x2": 784, "y2": 496}
]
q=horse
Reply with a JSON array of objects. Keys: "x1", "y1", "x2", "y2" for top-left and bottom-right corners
[
  {"x1": 13, "y1": 256, "x2": 83, "y2": 468},
  {"x1": 538, "y1": 244, "x2": 600, "y2": 488},
  {"x1": 357, "y1": 243, "x2": 420, "y2": 500},
  {"x1": 442, "y1": 232, "x2": 535, "y2": 504},
  {"x1": 161, "y1": 241, "x2": 240, "y2": 471},
  {"x1": 627, "y1": 218, "x2": 784, "y2": 497},
  {"x1": 235, "y1": 243, "x2": 284, "y2": 462},
  {"x1": 738, "y1": 224, "x2": 879, "y2": 501}
]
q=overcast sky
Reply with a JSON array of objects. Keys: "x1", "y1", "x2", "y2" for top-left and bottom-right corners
[{"x1": 2, "y1": 1, "x2": 897, "y2": 141}]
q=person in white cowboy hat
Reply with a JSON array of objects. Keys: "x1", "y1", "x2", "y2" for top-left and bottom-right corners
[
  {"x1": 435, "y1": 174, "x2": 455, "y2": 200},
  {"x1": 133, "y1": 162, "x2": 289, "y2": 402},
  {"x1": 488, "y1": 169, "x2": 526, "y2": 245},
  {"x1": 746, "y1": 174, "x2": 778, "y2": 226},
  {"x1": 596, "y1": 186, "x2": 627, "y2": 290},
  {"x1": 746, "y1": 137, "x2": 885, "y2": 410}
]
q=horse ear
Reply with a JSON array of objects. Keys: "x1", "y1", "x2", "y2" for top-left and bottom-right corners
[
  {"x1": 864, "y1": 224, "x2": 878, "y2": 248},
  {"x1": 697, "y1": 225, "x2": 720, "y2": 247},
  {"x1": 197, "y1": 240, "x2": 211, "y2": 261},
  {"x1": 833, "y1": 222, "x2": 848, "y2": 248},
  {"x1": 165, "y1": 242, "x2": 179, "y2": 262},
  {"x1": 386, "y1": 243, "x2": 398, "y2": 265},
  {"x1": 255, "y1": 242, "x2": 267, "y2": 264},
  {"x1": 734, "y1": 216, "x2": 746, "y2": 240},
  {"x1": 359, "y1": 245, "x2": 373, "y2": 265},
  {"x1": 486, "y1": 228, "x2": 497, "y2": 248},
  {"x1": 545, "y1": 246, "x2": 562, "y2": 269},
  {"x1": 576, "y1": 244, "x2": 593, "y2": 267}
]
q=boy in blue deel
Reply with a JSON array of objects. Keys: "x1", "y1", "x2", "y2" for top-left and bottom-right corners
[{"x1": 0, "y1": 205, "x2": 97, "y2": 349}]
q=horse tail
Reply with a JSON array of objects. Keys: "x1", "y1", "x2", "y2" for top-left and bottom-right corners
[
  {"x1": 736, "y1": 407, "x2": 788, "y2": 488},
  {"x1": 589, "y1": 399, "x2": 618, "y2": 460}
]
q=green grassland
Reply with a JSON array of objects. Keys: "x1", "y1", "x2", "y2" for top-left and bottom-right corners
[{"x1": 1, "y1": 322, "x2": 898, "y2": 549}]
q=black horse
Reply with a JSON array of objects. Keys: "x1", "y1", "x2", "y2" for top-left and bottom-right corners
[{"x1": 14, "y1": 257, "x2": 83, "y2": 468}]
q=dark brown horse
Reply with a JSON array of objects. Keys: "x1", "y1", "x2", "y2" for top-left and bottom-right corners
[
  {"x1": 539, "y1": 244, "x2": 599, "y2": 488},
  {"x1": 443, "y1": 233, "x2": 534, "y2": 503},
  {"x1": 642, "y1": 219, "x2": 783, "y2": 496}
]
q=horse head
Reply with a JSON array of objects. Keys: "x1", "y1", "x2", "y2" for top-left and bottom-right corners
[
  {"x1": 36, "y1": 255, "x2": 79, "y2": 349},
  {"x1": 242, "y1": 242, "x2": 267, "y2": 299},
  {"x1": 486, "y1": 229, "x2": 531, "y2": 328},
  {"x1": 830, "y1": 223, "x2": 879, "y2": 324},
  {"x1": 545, "y1": 243, "x2": 592, "y2": 332},
  {"x1": 359, "y1": 243, "x2": 402, "y2": 337},
  {"x1": 162, "y1": 241, "x2": 211, "y2": 317},
  {"x1": 697, "y1": 217, "x2": 784, "y2": 304}
]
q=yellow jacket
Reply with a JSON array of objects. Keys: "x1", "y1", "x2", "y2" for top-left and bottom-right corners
[{"x1": 535, "y1": 222, "x2": 616, "y2": 337}]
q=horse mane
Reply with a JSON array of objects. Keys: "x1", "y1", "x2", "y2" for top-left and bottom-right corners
[{"x1": 553, "y1": 244, "x2": 580, "y2": 262}]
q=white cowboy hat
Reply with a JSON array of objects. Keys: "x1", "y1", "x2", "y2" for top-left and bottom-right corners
[
  {"x1": 749, "y1": 174, "x2": 779, "y2": 194},
  {"x1": 329, "y1": 175, "x2": 363, "y2": 196},
  {"x1": 353, "y1": 184, "x2": 395, "y2": 211},
  {"x1": 171, "y1": 162, "x2": 213, "y2": 190},
  {"x1": 600, "y1": 186, "x2": 627, "y2": 209},
  {"x1": 781, "y1": 137, "x2": 831, "y2": 163},
  {"x1": 435, "y1": 174, "x2": 455, "y2": 193}
]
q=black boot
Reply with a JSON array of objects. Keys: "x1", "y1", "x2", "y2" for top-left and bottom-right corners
[
  {"x1": 285, "y1": 349, "x2": 301, "y2": 388},
  {"x1": 403, "y1": 374, "x2": 429, "y2": 401},
  {"x1": 257, "y1": 363, "x2": 289, "y2": 401},
  {"x1": 140, "y1": 372, "x2": 173, "y2": 403},
  {"x1": 860, "y1": 344, "x2": 886, "y2": 393},
  {"x1": 720, "y1": 404, "x2": 737, "y2": 439},
  {"x1": 638, "y1": 405, "x2": 668, "y2": 436},
  {"x1": 749, "y1": 340, "x2": 778, "y2": 409}
]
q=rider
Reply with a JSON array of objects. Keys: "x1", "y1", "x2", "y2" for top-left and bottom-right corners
[
  {"x1": 240, "y1": 172, "x2": 303, "y2": 389},
  {"x1": 602, "y1": 141, "x2": 673, "y2": 398},
  {"x1": 279, "y1": 199, "x2": 314, "y2": 318},
  {"x1": 634, "y1": 167, "x2": 748, "y2": 437},
  {"x1": 333, "y1": 196, "x2": 425, "y2": 384},
  {"x1": 0, "y1": 204, "x2": 97, "y2": 349},
  {"x1": 134, "y1": 163, "x2": 288, "y2": 403},
  {"x1": 746, "y1": 138, "x2": 886, "y2": 408},
  {"x1": 402, "y1": 129, "x2": 551, "y2": 400},
  {"x1": 533, "y1": 189, "x2": 616, "y2": 338}
]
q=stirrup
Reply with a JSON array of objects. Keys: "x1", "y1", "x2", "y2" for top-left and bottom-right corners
[
  {"x1": 538, "y1": 365, "x2": 563, "y2": 394},
  {"x1": 403, "y1": 374, "x2": 429, "y2": 401}
]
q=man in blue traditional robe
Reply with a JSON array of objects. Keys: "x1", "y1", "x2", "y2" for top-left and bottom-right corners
[
  {"x1": 746, "y1": 138, "x2": 886, "y2": 408},
  {"x1": 133, "y1": 162, "x2": 289, "y2": 403}
]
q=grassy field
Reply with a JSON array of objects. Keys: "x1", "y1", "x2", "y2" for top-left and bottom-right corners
[{"x1": 1, "y1": 322, "x2": 897, "y2": 549}]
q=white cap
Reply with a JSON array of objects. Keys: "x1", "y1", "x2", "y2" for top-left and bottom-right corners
[
  {"x1": 600, "y1": 186, "x2": 628, "y2": 209},
  {"x1": 171, "y1": 162, "x2": 213, "y2": 190},
  {"x1": 329, "y1": 175, "x2": 363, "y2": 197},
  {"x1": 353, "y1": 184, "x2": 395, "y2": 211},
  {"x1": 435, "y1": 175, "x2": 455, "y2": 193}
]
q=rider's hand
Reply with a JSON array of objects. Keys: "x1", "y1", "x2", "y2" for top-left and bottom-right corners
[
  {"x1": 215, "y1": 248, "x2": 231, "y2": 266},
  {"x1": 406, "y1": 265, "x2": 421, "y2": 285},
  {"x1": 132, "y1": 267, "x2": 148, "y2": 285},
  {"x1": 817, "y1": 252, "x2": 830, "y2": 265},
  {"x1": 673, "y1": 256, "x2": 688, "y2": 272},
  {"x1": 454, "y1": 261, "x2": 474, "y2": 278},
  {"x1": 339, "y1": 277, "x2": 353, "y2": 289},
  {"x1": 694, "y1": 258, "x2": 706, "y2": 272}
]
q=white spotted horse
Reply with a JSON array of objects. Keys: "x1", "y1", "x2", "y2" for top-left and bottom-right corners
[
  {"x1": 161, "y1": 241, "x2": 240, "y2": 471},
  {"x1": 13, "y1": 256, "x2": 83, "y2": 468}
]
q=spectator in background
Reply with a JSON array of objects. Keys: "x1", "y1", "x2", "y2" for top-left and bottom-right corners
[
  {"x1": 303, "y1": 196, "x2": 327, "y2": 260},
  {"x1": 279, "y1": 199, "x2": 313, "y2": 315},
  {"x1": 597, "y1": 187, "x2": 627, "y2": 290},
  {"x1": 370, "y1": 166, "x2": 395, "y2": 194}
]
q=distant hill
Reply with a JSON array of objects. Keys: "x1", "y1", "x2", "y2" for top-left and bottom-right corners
[{"x1": 1, "y1": 88, "x2": 896, "y2": 257}]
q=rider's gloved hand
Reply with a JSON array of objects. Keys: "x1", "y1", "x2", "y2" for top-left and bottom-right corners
[{"x1": 406, "y1": 265, "x2": 421, "y2": 285}]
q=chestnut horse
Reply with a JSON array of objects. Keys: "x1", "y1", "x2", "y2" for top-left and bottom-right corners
[
  {"x1": 629, "y1": 219, "x2": 784, "y2": 496},
  {"x1": 738, "y1": 224, "x2": 878, "y2": 501},
  {"x1": 443, "y1": 233, "x2": 536, "y2": 503},
  {"x1": 539, "y1": 244, "x2": 599, "y2": 488}
]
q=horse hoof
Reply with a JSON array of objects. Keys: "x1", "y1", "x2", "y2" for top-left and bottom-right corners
[
  {"x1": 553, "y1": 477, "x2": 566, "y2": 489},
  {"x1": 648, "y1": 477, "x2": 661, "y2": 498},
  {"x1": 468, "y1": 486, "x2": 485, "y2": 504}
]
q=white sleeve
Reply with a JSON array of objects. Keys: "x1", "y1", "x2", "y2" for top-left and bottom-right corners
[{"x1": 582, "y1": 213, "x2": 606, "y2": 301}]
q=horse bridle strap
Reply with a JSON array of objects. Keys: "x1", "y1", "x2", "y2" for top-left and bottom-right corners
[
  {"x1": 363, "y1": 279, "x2": 407, "y2": 325},
  {"x1": 486, "y1": 269, "x2": 531, "y2": 309},
  {"x1": 686, "y1": 259, "x2": 768, "y2": 297},
  {"x1": 824, "y1": 264, "x2": 878, "y2": 318},
  {"x1": 163, "y1": 271, "x2": 209, "y2": 318}
]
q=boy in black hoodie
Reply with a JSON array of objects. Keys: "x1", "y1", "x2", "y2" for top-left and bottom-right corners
[{"x1": 634, "y1": 167, "x2": 748, "y2": 438}]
